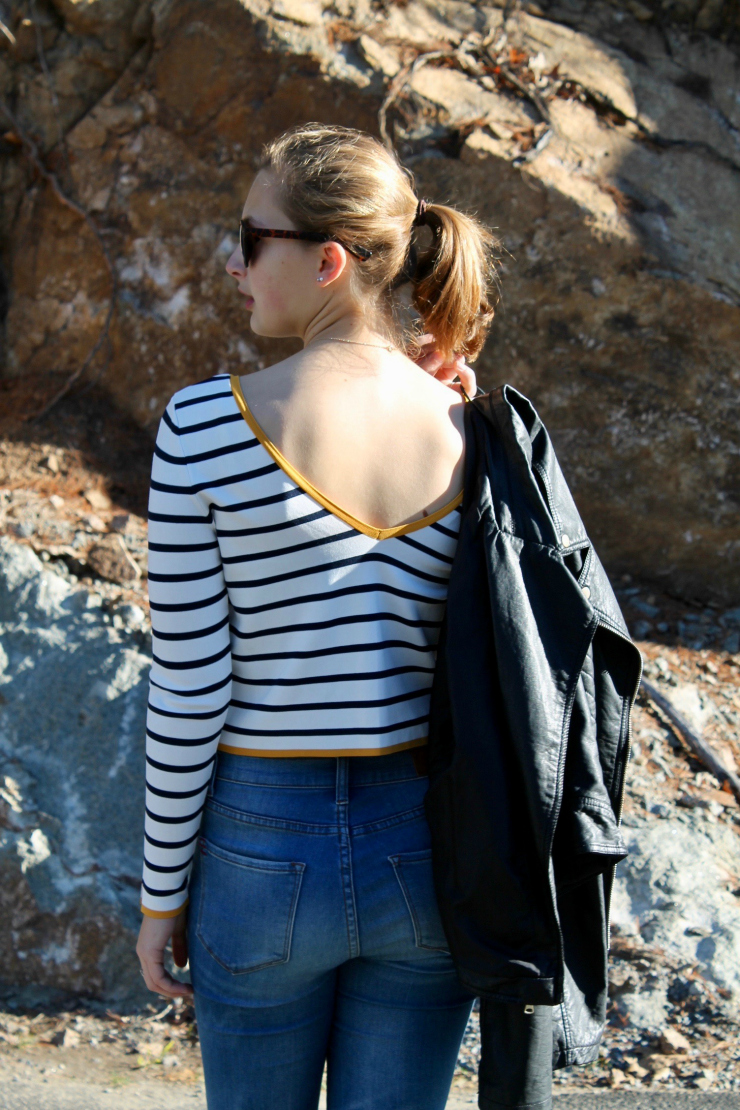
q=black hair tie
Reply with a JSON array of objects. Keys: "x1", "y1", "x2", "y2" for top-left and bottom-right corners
[{"x1": 412, "y1": 198, "x2": 429, "y2": 227}]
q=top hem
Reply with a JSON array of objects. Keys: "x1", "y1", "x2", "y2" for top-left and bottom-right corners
[{"x1": 217, "y1": 737, "x2": 428, "y2": 758}]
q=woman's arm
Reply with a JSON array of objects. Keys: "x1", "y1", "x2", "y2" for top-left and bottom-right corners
[{"x1": 137, "y1": 394, "x2": 233, "y2": 995}]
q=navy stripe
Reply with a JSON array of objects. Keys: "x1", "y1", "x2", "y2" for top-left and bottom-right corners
[
  {"x1": 228, "y1": 611, "x2": 441, "y2": 641},
  {"x1": 154, "y1": 436, "x2": 258, "y2": 466},
  {"x1": 147, "y1": 726, "x2": 223, "y2": 746},
  {"x1": 231, "y1": 639, "x2": 434, "y2": 663},
  {"x1": 173, "y1": 410, "x2": 248, "y2": 436},
  {"x1": 151, "y1": 642, "x2": 231, "y2": 670},
  {"x1": 431, "y1": 518, "x2": 461, "y2": 539},
  {"x1": 149, "y1": 510, "x2": 213, "y2": 525},
  {"x1": 149, "y1": 540, "x2": 218, "y2": 554},
  {"x1": 174, "y1": 388, "x2": 233, "y2": 410},
  {"x1": 221, "y1": 713, "x2": 429, "y2": 738},
  {"x1": 146, "y1": 803, "x2": 206, "y2": 825},
  {"x1": 141, "y1": 877, "x2": 189, "y2": 895},
  {"x1": 229, "y1": 582, "x2": 442, "y2": 617},
  {"x1": 143, "y1": 858, "x2": 190, "y2": 873},
  {"x1": 231, "y1": 665, "x2": 434, "y2": 687},
  {"x1": 148, "y1": 699, "x2": 230, "y2": 718},
  {"x1": 146, "y1": 782, "x2": 208, "y2": 800},
  {"x1": 150, "y1": 674, "x2": 232, "y2": 698},
  {"x1": 150, "y1": 460, "x2": 279, "y2": 495},
  {"x1": 151, "y1": 614, "x2": 229, "y2": 642},
  {"x1": 225, "y1": 551, "x2": 449, "y2": 589},
  {"x1": 149, "y1": 587, "x2": 228, "y2": 613},
  {"x1": 148, "y1": 564, "x2": 222, "y2": 584},
  {"x1": 216, "y1": 507, "x2": 329, "y2": 537},
  {"x1": 230, "y1": 687, "x2": 428, "y2": 713},
  {"x1": 145, "y1": 830, "x2": 200, "y2": 849},
  {"x1": 220, "y1": 526, "x2": 356, "y2": 565},
  {"x1": 212, "y1": 487, "x2": 305, "y2": 513},
  {"x1": 399, "y1": 532, "x2": 455, "y2": 564},
  {"x1": 146, "y1": 754, "x2": 216, "y2": 774}
]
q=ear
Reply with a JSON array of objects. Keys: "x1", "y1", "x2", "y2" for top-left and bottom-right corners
[{"x1": 317, "y1": 241, "x2": 348, "y2": 286}]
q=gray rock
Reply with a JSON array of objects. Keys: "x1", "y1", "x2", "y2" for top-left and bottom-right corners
[
  {"x1": 0, "y1": 538, "x2": 150, "y2": 1006},
  {"x1": 610, "y1": 814, "x2": 740, "y2": 1030}
]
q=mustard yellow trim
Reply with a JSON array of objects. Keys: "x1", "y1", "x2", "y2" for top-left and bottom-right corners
[
  {"x1": 140, "y1": 898, "x2": 189, "y2": 919},
  {"x1": 217, "y1": 736, "x2": 428, "y2": 758},
  {"x1": 230, "y1": 375, "x2": 463, "y2": 540}
]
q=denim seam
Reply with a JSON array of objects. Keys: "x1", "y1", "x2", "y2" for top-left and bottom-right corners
[
  {"x1": 214, "y1": 772, "x2": 422, "y2": 788},
  {"x1": 206, "y1": 798, "x2": 336, "y2": 835},
  {"x1": 352, "y1": 805, "x2": 429, "y2": 837},
  {"x1": 195, "y1": 845, "x2": 305, "y2": 975}
]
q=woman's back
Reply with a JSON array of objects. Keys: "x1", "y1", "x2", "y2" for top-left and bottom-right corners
[
  {"x1": 237, "y1": 347, "x2": 466, "y2": 531},
  {"x1": 145, "y1": 367, "x2": 463, "y2": 786}
]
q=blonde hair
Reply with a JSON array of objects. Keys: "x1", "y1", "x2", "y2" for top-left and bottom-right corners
[{"x1": 257, "y1": 123, "x2": 498, "y2": 362}]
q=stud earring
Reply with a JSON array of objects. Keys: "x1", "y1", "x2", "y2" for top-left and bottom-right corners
[{"x1": 317, "y1": 276, "x2": 324, "y2": 282}]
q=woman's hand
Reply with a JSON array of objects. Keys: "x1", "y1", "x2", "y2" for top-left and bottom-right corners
[
  {"x1": 136, "y1": 908, "x2": 194, "y2": 1000},
  {"x1": 412, "y1": 334, "x2": 478, "y2": 399}
]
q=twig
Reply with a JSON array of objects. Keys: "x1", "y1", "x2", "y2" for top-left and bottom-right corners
[
  {"x1": 0, "y1": 98, "x2": 118, "y2": 420},
  {"x1": 496, "y1": 64, "x2": 551, "y2": 126},
  {"x1": 640, "y1": 676, "x2": 740, "y2": 804},
  {"x1": 378, "y1": 50, "x2": 452, "y2": 151},
  {"x1": 0, "y1": 19, "x2": 15, "y2": 48},
  {"x1": 116, "y1": 533, "x2": 142, "y2": 580}
]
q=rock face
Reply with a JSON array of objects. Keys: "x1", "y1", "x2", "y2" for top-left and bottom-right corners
[
  {"x1": 1, "y1": 1, "x2": 738, "y2": 604},
  {"x1": 611, "y1": 813, "x2": 740, "y2": 1030},
  {"x1": 0, "y1": 537, "x2": 150, "y2": 1006}
]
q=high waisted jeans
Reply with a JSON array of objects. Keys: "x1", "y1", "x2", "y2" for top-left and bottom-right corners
[{"x1": 187, "y1": 748, "x2": 475, "y2": 1110}]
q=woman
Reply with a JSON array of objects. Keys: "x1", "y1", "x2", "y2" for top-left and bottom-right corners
[{"x1": 136, "y1": 122, "x2": 497, "y2": 1109}]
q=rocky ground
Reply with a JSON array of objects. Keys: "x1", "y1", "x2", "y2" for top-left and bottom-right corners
[{"x1": 1, "y1": 396, "x2": 740, "y2": 1097}]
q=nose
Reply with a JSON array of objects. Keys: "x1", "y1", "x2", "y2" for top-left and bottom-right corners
[{"x1": 226, "y1": 245, "x2": 246, "y2": 279}]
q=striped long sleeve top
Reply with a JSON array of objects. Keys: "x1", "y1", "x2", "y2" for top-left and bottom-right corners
[{"x1": 140, "y1": 373, "x2": 463, "y2": 917}]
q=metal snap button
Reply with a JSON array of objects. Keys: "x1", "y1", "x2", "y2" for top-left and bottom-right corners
[
  {"x1": 561, "y1": 533, "x2": 570, "y2": 547},
  {"x1": 582, "y1": 585, "x2": 591, "y2": 599}
]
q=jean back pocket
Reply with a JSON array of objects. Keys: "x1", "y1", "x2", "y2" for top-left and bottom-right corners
[
  {"x1": 196, "y1": 838, "x2": 305, "y2": 974},
  {"x1": 389, "y1": 848, "x2": 449, "y2": 952}
]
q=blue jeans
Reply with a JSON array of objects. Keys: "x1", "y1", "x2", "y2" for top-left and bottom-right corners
[{"x1": 187, "y1": 748, "x2": 475, "y2": 1110}]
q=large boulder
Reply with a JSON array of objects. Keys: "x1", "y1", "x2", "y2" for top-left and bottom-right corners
[
  {"x1": 1, "y1": 0, "x2": 739, "y2": 605},
  {"x1": 0, "y1": 537, "x2": 150, "y2": 1006},
  {"x1": 610, "y1": 810, "x2": 740, "y2": 1031}
]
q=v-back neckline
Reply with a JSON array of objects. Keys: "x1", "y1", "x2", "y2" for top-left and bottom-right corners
[{"x1": 230, "y1": 375, "x2": 463, "y2": 541}]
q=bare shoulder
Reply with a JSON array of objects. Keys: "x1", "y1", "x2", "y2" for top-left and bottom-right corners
[
  {"x1": 238, "y1": 354, "x2": 299, "y2": 403},
  {"x1": 404, "y1": 359, "x2": 467, "y2": 437}
]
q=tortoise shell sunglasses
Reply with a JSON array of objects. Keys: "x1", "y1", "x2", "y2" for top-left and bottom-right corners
[{"x1": 239, "y1": 219, "x2": 373, "y2": 267}]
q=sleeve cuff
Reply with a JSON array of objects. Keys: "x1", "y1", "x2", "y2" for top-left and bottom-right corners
[{"x1": 140, "y1": 898, "x2": 189, "y2": 919}]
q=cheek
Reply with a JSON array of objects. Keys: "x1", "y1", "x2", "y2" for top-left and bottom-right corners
[{"x1": 254, "y1": 254, "x2": 303, "y2": 313}]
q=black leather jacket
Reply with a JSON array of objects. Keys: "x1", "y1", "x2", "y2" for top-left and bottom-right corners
[{"x1": 425, "y1": 386, "x2": 643, "y2": 1109}]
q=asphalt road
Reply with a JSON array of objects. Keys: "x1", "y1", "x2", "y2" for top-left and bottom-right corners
[{"x1": 0, "y1": 1080, "x2": 737, "y2": 1110}]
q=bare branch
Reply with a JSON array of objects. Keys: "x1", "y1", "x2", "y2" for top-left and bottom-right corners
[
  {"x1": 640, "y1": 676, "x2": 740, "y2": 805},
  {"x1": 378, "y1": 50, "x2": 452, "y2": 152}
]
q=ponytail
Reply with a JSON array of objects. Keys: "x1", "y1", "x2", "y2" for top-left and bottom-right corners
[
  {"x1": 410, "y1": 202, "x2": 498, "y2": 363},
  {"x1": 259, "y1": 124, "x2": 498, "y2": 361}
]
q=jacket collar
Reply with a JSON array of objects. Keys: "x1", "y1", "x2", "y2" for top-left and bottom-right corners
[{"x1": 467, "y1": 385, "x2": 632, "y2": 641}]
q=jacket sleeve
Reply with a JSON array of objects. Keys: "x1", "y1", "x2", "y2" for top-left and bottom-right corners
[
  {"x1": 140, "y1": 399, "x2": 232, "y2": 918},
  {"x1": 479, "y1": 999, "x2": 554, "y2": 1110}
]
